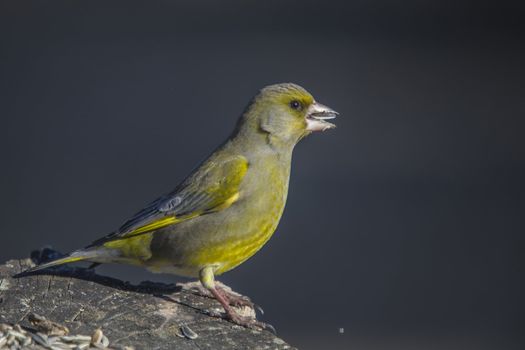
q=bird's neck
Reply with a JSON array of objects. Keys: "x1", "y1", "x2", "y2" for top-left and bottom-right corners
[{"x1": 229, "y1": 126, "x2": 296, "y2": 162}]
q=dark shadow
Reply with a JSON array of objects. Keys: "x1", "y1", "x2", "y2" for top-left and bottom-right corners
[{"x1": 13, "y1": 248, "x2": 182, "y2": 296}]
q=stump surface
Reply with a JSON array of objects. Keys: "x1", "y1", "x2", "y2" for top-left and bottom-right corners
[{"x1": 0, "y1": 257, "x2": 294, "y2": 349}]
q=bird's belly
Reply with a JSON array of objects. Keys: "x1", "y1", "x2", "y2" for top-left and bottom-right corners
[
  {"x1": 147, "y1": 192, "x2": 286, "y2": 276},
  {"x1": 146, "y1": 228, "x2": 275, "y2": 278},
  {"x1": 146, "y1": 264, "x2": 201, "y2": 278},
  {"x1": 198, "y1": 219, "x2": 279, "y2": 275}
]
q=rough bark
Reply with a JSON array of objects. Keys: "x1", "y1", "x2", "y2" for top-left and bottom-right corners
[{"x1": 0, "y1": 252, "x2": 294, "y2": 350}]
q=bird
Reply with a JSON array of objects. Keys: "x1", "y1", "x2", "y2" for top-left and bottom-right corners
[{"x1": 22, "y1": 83, "x2": 338, "y2": 330}]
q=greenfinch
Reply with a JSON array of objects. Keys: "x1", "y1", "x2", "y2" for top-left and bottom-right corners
[{"x1": 23, "y1": 83, "x2": 338, "y2": 330}]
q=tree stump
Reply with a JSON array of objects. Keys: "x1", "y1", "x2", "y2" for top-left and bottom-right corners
[{"x1": 0, "y1": 252, "x2": 295, "y2": 349}]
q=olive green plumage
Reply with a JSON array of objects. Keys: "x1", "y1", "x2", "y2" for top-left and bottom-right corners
[{"x1": 24, "y1": 83, "x2": 337, "y2": 328}]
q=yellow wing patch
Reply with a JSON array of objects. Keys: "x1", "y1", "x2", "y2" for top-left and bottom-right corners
[
  {"x1": 107, "y1": 213, "x2": 198, "y2": 242},
  {"x1": 125, "y1": 216, "x2": 179, "y2": 236}
]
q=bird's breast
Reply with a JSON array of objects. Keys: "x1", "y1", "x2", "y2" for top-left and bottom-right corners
[{"x1": 209, "y1": 160, "x2": 290, "y2": 274}]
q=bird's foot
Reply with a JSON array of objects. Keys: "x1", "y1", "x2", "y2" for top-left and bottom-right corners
[
  {"x1": 185, "y1": 282, "x2": 214, "y2": 298},
  {"x1": 197, "y1": 282, "x2": 274, "y2": 333},
  {"x1": 183, "y1": 281, "x2": 263, "y2": 314},
  {"x1": 216, "y1": 287, "x2": 264, "y2": 315}
]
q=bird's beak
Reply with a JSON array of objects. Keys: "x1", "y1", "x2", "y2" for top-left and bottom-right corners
[{"x1": 305, "y1": 102, "x2": 338, "y2": 132}]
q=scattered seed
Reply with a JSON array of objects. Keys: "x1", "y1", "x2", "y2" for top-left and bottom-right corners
[
  {"x1": 51, "y1": 344, "x2": 71, "y2": 350},
  {"x1": 0, "y1": 324, "x2": 12, "y2": 332},
  {"x1": 180, "y1": 325, "x2": 198, "y2": 340},
  {"x1": 6, "y1": 334, "x2": 15, "y2": 346},
  {"x1": 0, "y1": 322, "x2": 117, "y2": 350},
  {"x1": 22, "y1": 336, "x2": 33, "y2": 346},
  {"x1": 101, "y1": 335, "x2": 109, "y2": 348},
  {"x1": 91, "y1": 328, "x2": 103, "y2": 345},
  {"x1": 61, "y1": 335, "x2": 92, "y2": 343},
  {"x1": 31, "y1": 332, "x2": 50, "y2": 347},
  {"x1": 7, "y1": 330, "x2": 26, "y2": 341},
  {"x1": 0, "y1": 335, "x2": 7, "y2": 347}
]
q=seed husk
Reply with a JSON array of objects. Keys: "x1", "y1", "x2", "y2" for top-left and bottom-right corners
[
  {"x1": 101, "y1": 335, "x2": 109, "y2": 347},
  {"x1": 0, "y1": 324, "x2": 13, "y2": 333},
  {"x1": 180, "y1": 325, "x2": 198, "y2": 340},
  {"x1": 0, "y1": 335, "x2": 7, "y2": 347},
  {"x1": 61, "y1": 335, "x2": 92, "y2": 343},
  {"x1": 31, "y1": 332, "x2": 50, "y2": 347},
  {"x1": 91, "y1": 328, "x2": 103, "y2": 345},
  {"x1": 7, "y1": 330, "x2": 26, "y2": 340}
]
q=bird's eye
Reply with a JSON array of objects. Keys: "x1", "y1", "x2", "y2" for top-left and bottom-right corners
[{"x1": 290, "y1": 100, "x2": 302, "y2": 110}]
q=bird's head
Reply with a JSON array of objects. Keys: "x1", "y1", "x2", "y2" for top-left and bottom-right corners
[{"x1": 236, "y1": 83, "x2": 338, "y2": 148}]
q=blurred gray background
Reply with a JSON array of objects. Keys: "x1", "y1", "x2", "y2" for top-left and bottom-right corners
[{"x1": 1, "y1": 1, "x2": 524, "y2": 349}]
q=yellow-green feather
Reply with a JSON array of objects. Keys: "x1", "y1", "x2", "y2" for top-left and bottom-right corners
[{"x1": 100, "y1": 156, "x2": 249, "y2": 263}]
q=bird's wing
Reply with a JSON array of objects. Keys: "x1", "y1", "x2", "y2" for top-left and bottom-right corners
[{"x1": 87, "y1": 155, "x2": 248, "y2": 247}]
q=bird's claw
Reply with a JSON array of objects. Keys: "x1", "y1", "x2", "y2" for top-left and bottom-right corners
[
  {"x1": 254, "y1": 303, "x2": 265, "y2": 316},
  {"x1": 227, "y1": 313, "x2": 276, "y2": 334}
]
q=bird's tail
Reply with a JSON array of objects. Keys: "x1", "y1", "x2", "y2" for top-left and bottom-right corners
[{"x1": 20, "y1": 249, "x2": 103, "y2": 275}]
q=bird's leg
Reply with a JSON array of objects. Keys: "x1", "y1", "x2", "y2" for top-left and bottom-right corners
[{"x1": 199, "y1": 267, "x2": 274, "y2": 332}]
